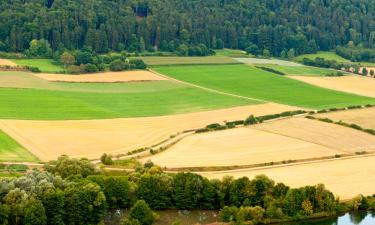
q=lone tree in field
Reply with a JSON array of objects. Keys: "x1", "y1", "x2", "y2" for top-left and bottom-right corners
[{"x1": 60, "y1": 52, "x2": 75, "y2": 68}]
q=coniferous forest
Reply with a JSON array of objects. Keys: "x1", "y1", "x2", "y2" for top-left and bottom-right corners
[{"x1": 0, "y1": 0, "x2": 375, "y2": 56}]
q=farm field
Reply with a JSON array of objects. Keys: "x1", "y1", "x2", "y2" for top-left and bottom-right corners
[
  {"x1": 290, "y1": 75, "x2": 375, "y2": 98},
  {"x1": 0, "y1": 129, "x2": 38, "y2": 162},
  {"x1": 134, "y1": 56, "x2": 239, "y2": 66},
  {"x1": 214, "y1": 49, "x2": 249, "y2": 57},
  {"x1": 256, "y1": 64, "x2": 336, "y2": 76},
  {"x1": 295, "y1": 51, "x2": 350, "y2": 63},
  {"x1": 11, "y1": 59, "x2": 64, "y2": 73},
  {"x1": 155, "y1": 64, "x2": 375, "y2": 109},
  {"x1": 142, "y1": 127, "x2": 344, "y2": 168},
  {"x1": 0, "y1": 59, "x2": 17, "y2": 66},
  {"x1": 253, "y1": 117, "x2": 375, "y2": 153},
  {"x1": 201, "y1": 155, "x2": 375, "y2": 200},
  {"x1": 33, "y1": 70, "x2": 167, "y2": 83},
  {"x1": 0, "y1": 71, "x2": 183, "y2": 93},
  {"x1": 0, "y1": 103, "x2": 299, "y2": 161},
  {"x1": 234, "y1": 57, "x2": 302, "y2": 66},
  {"x1": 316, "y1": 107, "x2": 375, "y2": 130}
]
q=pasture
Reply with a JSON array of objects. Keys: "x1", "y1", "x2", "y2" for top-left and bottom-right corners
[
  {"x1": 256, "y1": 64, "x2": 336, "y2": 76},
  {"x1": 0, "y1": 103, "x2": 299, "y2": 161},
  {"x1": 295, "y1": 51, "x2": 350, "y2": 63},
  {"x1": 142, "y1": 127, "x2": 343, "y2": 168},
  {"x1": 315, "y1": 107, "x2": 375, "y2": 130},
  {"x1": 155, "y1": 64, "x2": 375, "y2": 109},
  {"x1": 0, "y1": 84, "x2": 257, "y2": 119},
  {"x1": 290, "y1": 75, "x2": 375, "y2": 98},
  {"x1": 0, "y1": 129, "x2": 38, "y2": 162},
  {"x1": 11, "y1": 59, "x2": 64, "y2": 73},
  {"x1": 201, "y1": 155, "x2": 375, "y2": 200},
  {"x1": 134, "y1": 56, "x2": 239, "y2": 66}
]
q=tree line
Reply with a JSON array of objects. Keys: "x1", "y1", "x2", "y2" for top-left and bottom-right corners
[
  {"x1": 0, "y1": 0, "x2": 374, "y2": 57},
  {"x1": 0, "y1": 155, "x2": 374, "y2": 225}
]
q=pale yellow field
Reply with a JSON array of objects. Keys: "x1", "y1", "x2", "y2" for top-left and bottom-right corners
[
  {"x1": 0, "y1": 59, "x2": 17, "y2": 66},
  {"x1": 0, "y1": 103, "x2": 299, "y2": 161},
  {"x1": 33, "y1": 70, "x2": 166, "y2": 83},
  {"x1": 253, "y1": 117, "x2": 375, "y2": 153},
  {"x1": 201, "y1": 155, "x2": 375, "y2": 200},
  {"x1": 142, "y1": 127, "x2": 344, "y2": 168},
  {"x1": 316, "y1": 107, "x2": 375, "y2": 130},
  {"x1": 289, "y1": 75, "x2": 375, "y2": 98}
]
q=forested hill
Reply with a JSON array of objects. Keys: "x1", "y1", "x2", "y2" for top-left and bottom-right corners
[{"x1": 1, "y1": 0, "x2": 375, "y2": 56}]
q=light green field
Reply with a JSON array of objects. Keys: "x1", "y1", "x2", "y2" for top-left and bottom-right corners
[
  {"x1": 0, "y1": 84, "x2": 257, "y2": 120},
  {"x1": 214, "y1": 49, "x2": 250, "y2": 57},
  {"x1": 155, "y1": 64, "x2": 375, "y2": 109},
  {"x1": 295, "y1": 51, "x2": 350, "y2": 63},
  {"x1": 256, "y1": 64, "x2": 338, "y2": 76},
  {"x1": 0, "y1": 130, "x2": 38, "y2": 162},
  {"x1": 134, "y1": 56, "x2": 239, "y2": 66},
  {"x1": 11, "y1": 59, "x2": 65, "y2": 73}
]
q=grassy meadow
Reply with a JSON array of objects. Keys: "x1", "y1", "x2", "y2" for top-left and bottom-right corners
[
  {"x1": 0, "y1": 130, "x2": 38, "y2": 162},
  {"x1": 134, "y1": 56, "x2": 239, "y2": 66},
  {"x1": 155, "y1": 64, "x2": 375, "y2": 109},
  {"x1": 257, "y1": 64, "x2": 338, "y2": 76},
  {"x1": 11, "y1": 59, "x2": 65, "y2": 73},
  {"x1": 0, "y1": 84, "x2": 257, "y2": 120},
  {"x1": 295, "y1": 51, "x2": 350, "y2": 63}
]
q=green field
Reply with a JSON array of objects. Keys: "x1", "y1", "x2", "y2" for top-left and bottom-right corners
[
  {"x1": 0, "y1": 84, "x2": 257, "y2": 120},
  {"x1": 134, "y1": 56, "x2": 239, "y2": 66},
  {"x1": 256, "y1": 64, "x2": 338, "y2": 76},
  {"x1": 214, "y1": 49, "x2": 250, "y2": 58},
  {"x1": 11, "y1": 59, "x2": 65, "y2": 73},
  {"x1": 155, "y1": 64, "x2": 375, "y2": 109},
  {"x1": 0, "y1": 130, "x2": 38, "y2": 162},
  {"x1": 295, "y1": 51, "x2": 350, "y2": 63}
]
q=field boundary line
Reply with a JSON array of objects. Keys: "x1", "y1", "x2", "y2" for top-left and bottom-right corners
[
  {"x1": 148, "y1": 69, "x2": 268, "y2": 103},
  {"x1": 0, "y1": 121, "x2": 47, "y2": 161}
]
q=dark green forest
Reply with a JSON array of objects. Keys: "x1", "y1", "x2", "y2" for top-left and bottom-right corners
[
  {"x1": 1, "y1": 0, "x2": 375, "y2": 56},
  {"x1": 1, "y1": 156, "x2": 374, "y2": 225}
]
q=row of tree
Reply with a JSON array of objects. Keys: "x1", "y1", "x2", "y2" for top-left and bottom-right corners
[
  {"x1": 0, "y1": 0, "x2": 374, "y2": 57},
  {"x1": 1, "y1": 155, "x2": 373, "y2": 225}
]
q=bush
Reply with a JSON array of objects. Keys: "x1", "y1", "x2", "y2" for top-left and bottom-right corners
[
  {"x1": 109, "y1": 59, "x2": 126, "y2": 71},
  {"x1": 28, "y1": 66, "x2": 41, "y2": 73},
  {"x1": 255, "y1": 66, "x2": 285, "y2": 75},
  {"x1": 100, "y1": 153, "x2": 113, "y2": 165},
  {"x1": 219, "y1": 206, "x2": 239, "y2": 222},
  {"x1": 129, "y1": 59, "x2": 147, "y2": 69},
  {"x1": 129, "y1": 200, "x2": 154, "y2": 225},
  {"x1": 83, "y1": 63, "x2": 98, "y2": 73}
]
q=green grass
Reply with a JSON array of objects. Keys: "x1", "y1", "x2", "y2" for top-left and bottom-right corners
[
  {"x1": 295, "y1": 51, "x2": 351, "y2": 63},
  {"x1": 0, "y1": 130, "x2": 38, "y2": 162},
  {"x1": 214, "y1": 49, "x2": 250, "y2": 57},
  {"x1": 256, "y1": 64, "x2": 339, "y2": 76},
  {"x1": 154, "y1": 64, "x2": 375, "y2": 109},
  {"x1": 134, "y1": 56, "x2": 239, "y2": 66},
  {"x1": 0, "y1": 84, "x2": 257, "y2": 120},
  {"x1": 11, "y1": 59, "x2": 65, "y2": 73}
]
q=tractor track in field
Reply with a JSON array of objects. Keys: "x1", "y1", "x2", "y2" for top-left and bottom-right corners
[{"x1": 149, "y1": 69, "x2": 269, "y2": 103}]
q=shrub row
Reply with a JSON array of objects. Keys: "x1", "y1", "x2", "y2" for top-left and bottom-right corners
[
  {"x1": 306, "y1": 116, "x2": 375, "y2": 136},
  {"x1": 255, "y1": 66, "x2": 285, "y2": 75},
  {"x1": 309, "y1": 104, "x2": 375, "y2": 115}
]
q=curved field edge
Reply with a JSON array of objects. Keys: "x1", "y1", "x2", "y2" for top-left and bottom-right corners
[
  {"x1": 0, "y1": 103, "x2": 299, "y2": 161},
  {"x1": 0, "y1": 85, "x2": 258, "y2": 120},
  {"x1": 154, "y1": 64, "x2": 375, "y2": 109},
  {"x1": 0, "y1": 129, "x2": 38, "y2": 162}
]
